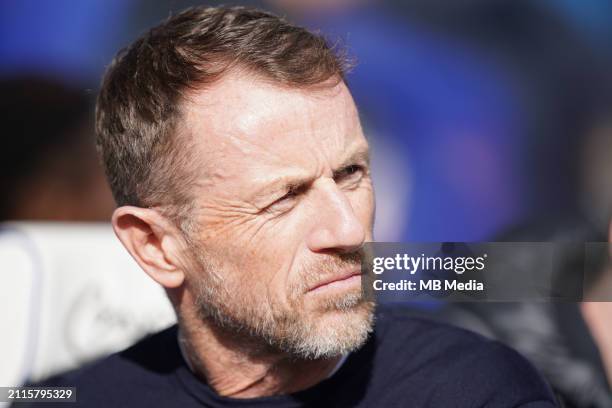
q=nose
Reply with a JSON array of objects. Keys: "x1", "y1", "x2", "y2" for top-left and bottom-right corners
[{"x1": 306, "y1": 178, "x2": 366, "y2": 254}]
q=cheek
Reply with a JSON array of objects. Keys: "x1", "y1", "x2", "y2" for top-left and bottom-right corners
[
  {"x1": 209, "y1": 233, "x2": 298, "y2": 300},
  {"x1": 192, "y1": 205, "x2": 310, "y2": 307}
]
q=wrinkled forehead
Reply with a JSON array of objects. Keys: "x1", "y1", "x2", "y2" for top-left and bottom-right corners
[{"x1": 179, "y1": 72, "x2": 366, "y2": 179}]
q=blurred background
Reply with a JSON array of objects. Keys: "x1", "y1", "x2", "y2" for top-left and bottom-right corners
[
  {"x1": 2, "y1": 0, "x2": 612, "y2": 238},
  {"x1": 1, "y1": 0, "x2": 611, "y2": 406}
]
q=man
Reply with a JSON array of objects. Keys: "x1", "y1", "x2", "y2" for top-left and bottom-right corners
[{"x1": 28, "y1": 6, "x2": 556, "y2": 407}]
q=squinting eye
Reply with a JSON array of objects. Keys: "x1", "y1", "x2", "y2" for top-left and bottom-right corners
[
  {"x1": 266, "y1": 186, "x2": 303, "y2": 213},
  {"x1": 278, "y1": 189, "x2": 298, "y2": 202},
  {"x1": 344, "y1": 165, "x2": 362, "y2": 175},
  {"x1": 336, "y1": 164, "x2": 365, "y2": 183}
]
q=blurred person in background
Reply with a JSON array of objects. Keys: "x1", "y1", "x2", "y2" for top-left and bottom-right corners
[
  {"x1": 0, "y1": 77, "x2": 114, "y2": 222},
  {"x1": 422, "y1": 214, "x2": 612, "y2": 407},
  {"x1": 22, "y1": 6, "x2": 557, "y2": 407}
]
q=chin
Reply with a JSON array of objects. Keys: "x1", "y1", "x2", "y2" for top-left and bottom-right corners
[{"x1": 290, "y1": 298, "x2": 375, "y2": 360}]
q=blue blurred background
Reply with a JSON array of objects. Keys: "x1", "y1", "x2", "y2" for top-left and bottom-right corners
[{"x1": 2, "y1": 0, "x2": 612, "y2": 241}]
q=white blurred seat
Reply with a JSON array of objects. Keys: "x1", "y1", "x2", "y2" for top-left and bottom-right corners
[{"x1": 0, "y1": 222, "x2": 176, "y2": 391}]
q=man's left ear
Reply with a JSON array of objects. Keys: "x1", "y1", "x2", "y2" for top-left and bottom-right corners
[{"x1": 112, "y1": 206, "x2": 186, "y2": 289}]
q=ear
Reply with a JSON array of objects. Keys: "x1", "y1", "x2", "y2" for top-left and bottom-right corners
[{"x1": 112, "y1": 206, "x2": 186, "y2": 288}]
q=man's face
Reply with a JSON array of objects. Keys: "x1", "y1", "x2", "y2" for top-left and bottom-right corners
[{"x1": 179, "y1": 71, "x2": 375, "y2": 358}]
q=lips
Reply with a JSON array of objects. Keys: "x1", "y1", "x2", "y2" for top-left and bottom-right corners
[{"x1": 308, "y1": 268, "x2": 362, "y2": 292}]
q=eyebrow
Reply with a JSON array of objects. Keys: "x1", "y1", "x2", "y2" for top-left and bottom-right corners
[{"x1": 250, "y1": 145, "x2": 371, "y2": 207}]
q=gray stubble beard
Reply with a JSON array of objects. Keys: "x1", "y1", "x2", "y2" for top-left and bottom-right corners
[{"x1": 189, "y1": 248, "x2": 376, "y2": 360}]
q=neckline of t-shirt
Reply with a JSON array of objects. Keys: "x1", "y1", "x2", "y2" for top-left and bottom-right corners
[
  {"x1": 178, "y1": 329, "x2": 349, "y2": 381},
  {"x1": 173, "y1": 328, "x2": 372, "y2": 406}
]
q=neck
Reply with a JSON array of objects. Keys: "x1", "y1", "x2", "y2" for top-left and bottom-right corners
[
  {"x1": 581, "y1": 301, "x2": 612, "y2": 387},
  {"x1": 177, "y1": 316, "x2": 342, "y2": 398}
]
